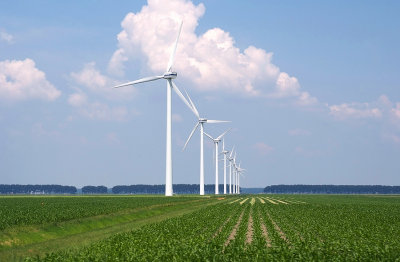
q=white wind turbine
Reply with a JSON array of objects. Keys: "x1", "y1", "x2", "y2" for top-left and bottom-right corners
[
  {"x1": 237, "y1": 163, "x2": 246, "y2": 194},
  {"x1": 227, "y1": 147, "x2": 235, "y2": 194},
  {"x1": 232, "y1": 152, "x2": 238, "y2": 194},
  {"x1": 220, "y1": 139, "x2": 229, "y2": 195},
  {"x1": 183, "y1": 92, "x2": 230, "y2": 195},
  {"x1": 204, "y1": 129, "x2": 231, "y2": 195},
  {"x1": 113, "y1": 21, "x2": 194, "y2": 196}
]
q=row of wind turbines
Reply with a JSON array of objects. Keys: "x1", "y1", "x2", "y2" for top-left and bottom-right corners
[{"x1": 113, "y1": 21, "x2": 246, "y2": 196}]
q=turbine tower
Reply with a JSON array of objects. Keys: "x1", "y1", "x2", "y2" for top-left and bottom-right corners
[
  {"x1": 227, "y1": 147, "x2": 234, "y2": 194},
  {"x1": 204, "y1": 129, "x2": 231, "y2": 194},
  {"x1": 233, "y1": 152, "x2": 237, "y2": 194},
  {"x1": 237, "y1": 164, "x2": 246, "y2": 194},
  {"x1": 113, "y1": 21, "x2": 193, "y2": 196},
  {"x1": 221, "y1": 139, "x2": 229, "y2": 194},
  {"x1": 183, "y1": 92, "x2": 230, "y2": 195}
]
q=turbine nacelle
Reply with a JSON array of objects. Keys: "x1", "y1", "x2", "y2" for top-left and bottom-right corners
[
  {"x1": 163, "y1": 72, "x2": 177, "y2": 79},
  {"x1": 199, "y1": 118, "x2": 208, "y2": 123}
]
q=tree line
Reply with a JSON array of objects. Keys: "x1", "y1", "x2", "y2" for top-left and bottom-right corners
[
  {"x1": 112, "y1": 184, "x2": 230, "y2": 194},
  {"x1": 0, "y1": 184, "x2": 77, "y2": 194},
  {"x1": 264, "y1": 185, "x2": 400, "y2": 194},
  {"x1": 0, "y1": 184, "x2": 233, "y2": 194}
]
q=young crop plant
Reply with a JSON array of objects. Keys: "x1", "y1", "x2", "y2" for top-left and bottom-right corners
[{"x1": 20, "y1": 195, "x2": 400, "y2": 261}]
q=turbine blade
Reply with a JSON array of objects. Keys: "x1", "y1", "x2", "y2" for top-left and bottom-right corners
[
  {"x1": 166, "y1": 20, "x2": 183, "y2": 72},
  {"x1": 229, "y1": 146, "x2": 235, "y2": 158},
  {"x1": 113, "y1": 76, "x2": 163, "y2": 88},
  {"x1": 207, "y1": 120, "x2": 231, "y2": 123},
  {"x1": 216, "y1": 128, "x2": 232, "y2": 140},
  {"x1": 203, "y1": 131, "x2": 214, "y2": 140},
  {"x1": 183, "y1": 122, "x2": 199, "y2": 151},
  {"x1": 170, "y1": 81, "x2": 198, "y2": 116},
  {"x1": 184, "y1": 88, "x2": 199, "y2": 118}
]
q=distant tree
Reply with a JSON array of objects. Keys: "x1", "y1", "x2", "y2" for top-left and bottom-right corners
[
  {"x1": 112, "y1": 184, "x2": 239, "y2": 194},
  {"x1": 81, "y1": 186, "x2": 108, "y2": 194},
  {"x1": 0, "y1": 184, "x2": 77, "y2": 194},
  {"x1": 264, "y1": 185, "x2": 400, "y2": 194}
]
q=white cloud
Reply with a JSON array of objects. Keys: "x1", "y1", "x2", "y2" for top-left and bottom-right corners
[
  {"x1": 68, "y1": 91, "x2": 129, "y2": 121},
  {"x1": 383, "y1": 133, "x2": 400, "y2": 145},
  {"x1": 392, "y1": 103, "x2": 400, "y2": 120},
  {"x1": 272, "y1": 72, "x2": 301, "y2": 98},
  {"x1": 108, "y1": 0, "x2": 314, "y2": 105},
  {"x1": 0, "y1": 59, "x2": 60, "y2": 101},
  {"x1": 0, "y1": 30, "x2": 13, "y2": 44},
  {"x1": 329, "y1": 102, "x2": 382, "y2": 119},
  {"x1": 68, "y1": 92, "x2": 87, "y2": 107},
  {"x1": 297, "y1": 91, "x2": 318, "y2": 106},
  {"x1": 254, "y1": 142, "x2": 274, "y2": 155},
  {"x1": 79, "y1": 102, "x2": 128, "y2": 121},
  {"x1": 71, "y1": 62, "x2": 135, "y2": 100}
]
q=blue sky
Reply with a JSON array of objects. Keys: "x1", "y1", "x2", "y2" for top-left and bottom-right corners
[{"x1": 1, "y1": 0, "x2": 399, "y2": 188}]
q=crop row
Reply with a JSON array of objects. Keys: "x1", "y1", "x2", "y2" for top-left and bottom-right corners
[
  {"x1": 0, "y1": 196, "x2": 202, "y2": 230},
  {"x1": 26, "y1": 195, "x2": 400, "y2": 260}
]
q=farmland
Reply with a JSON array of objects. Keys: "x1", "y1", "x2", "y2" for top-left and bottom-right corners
[{"x1": 1, "y1": 195, "x2": 400, "y2": 261}]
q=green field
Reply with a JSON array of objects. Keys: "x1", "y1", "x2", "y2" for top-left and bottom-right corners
[{"x1": 1, "y1": 195, "x2": 399, "y2": 261}]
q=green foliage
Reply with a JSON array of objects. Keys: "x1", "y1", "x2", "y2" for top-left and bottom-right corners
[
  {"x1": 22, "y1": 195, "x2": 400, "y2": 261},
  {"x1": 0, "y1": 196, "x2": 201, "y2": 230}
]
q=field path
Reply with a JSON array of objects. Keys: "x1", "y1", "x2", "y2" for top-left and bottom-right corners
[
  {"x1": 258, "y1": 197, "x2": 265, "y2": 204},
  {"x1": 224, "y1": 209, "x2": 245, "y2": 248},
  {"x1": 213, "y1": 215, "x2": 233, "y2": 239},
  {"x1": 260, "y1": 217, "x2": 272, "y2": 247},
  {"x1": 267, "y1": 212, "x2": 291, "y2": 246},
  {"x1": 240, "y1": 198, "x2": 249, "y2": 205},
  {"x1": 229, "y1": 198, "x2": 242, "y2": 204},
  {"x1": 273, "y1": 199, "x2": 289, "y2": 205},
  {"x1": 245, "y1": 214, "x2": 254, "y2": 244},
  {"x1": 263, "y1": 197, "x2": 278, "y2": 205}
]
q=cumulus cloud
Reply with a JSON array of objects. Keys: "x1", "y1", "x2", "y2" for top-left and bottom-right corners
[
  {"x1": 108, "y1": 0, "x2": 315, "y2": 105},
  {"x1": 328, "y1": 95, "x2": 400, "y2": 134},
  {"x1": 78, "y1": 102, "x2": 128, "y2": 121},
  {"x1": 0, "y1": 59, "x2": 60, "y2": 101},
  {"x1": 329, "y1": 102, "x2": 382, "y2": 119},
  {"x1": 68, "y1": 92, "x2": 87, "y2": 107},
  {"x1": 254, "y1": 142, "x2": 274, "y2": 155},
  {"x1": 68, "y1": 91, "x2": 129, "y2": 121},
  {"x1": 392, "y1": 103, "x2": 400, "y2": 120},
  {"x1": 71, "y1": 62, "x2": 135, "y2": 100},
  {"x1": 0, "y1": 30, "x2": 13, "y2": 44}
]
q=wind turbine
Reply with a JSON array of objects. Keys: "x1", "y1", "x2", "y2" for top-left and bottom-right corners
[
  {"x1": 220, "y1": 139, "x2": 229, "y2": 194},
  {"x1": 113, "y1": 21, "x2": 194, "y2": 196},
  {"x1": 232, "y1": 152, "x2": 238, "y2": 194},
  {"x1": 204, "y1": 129, "x2": 231, "y2": 194},
  {"x1": 227, "y1": 147, "x2": 235, "y2": 194},
  {"x1": 237, "y1": 163, "x2": 246, "y2": 194},
  {"x1": 183, "y1": 92, "x2": 230, "y2": 195}
]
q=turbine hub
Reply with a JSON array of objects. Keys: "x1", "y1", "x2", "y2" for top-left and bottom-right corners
[
  {"x1": 199, "y1": 118, "x2": 207, "y2": 123},
  {"x1": 163, "y1": 72, "x2": 177, "y2": 79}
]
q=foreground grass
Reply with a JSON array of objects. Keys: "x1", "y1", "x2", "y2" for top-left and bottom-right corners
[
  {"x1": 27, "y1": 194, "x2": 400, "y2": 261},
  {"x1": 0, "y1": 195, "x2": 224, "y2": 261}
]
